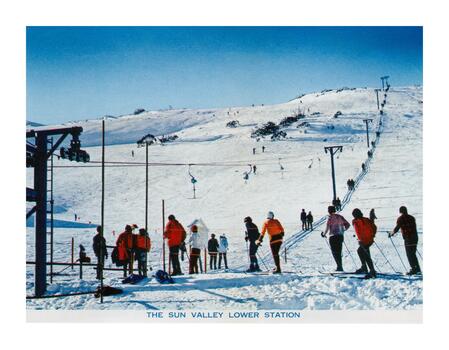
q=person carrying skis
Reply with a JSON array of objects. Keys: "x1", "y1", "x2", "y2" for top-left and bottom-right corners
[
  {"x1": 116, "y1": 224, "x2": 135, "y2": 275},
  {"x1": 244, "y1": 216, "x2": 261, "y2": 272},
  {"x1": 188, "y1": 225, "x2": 202, "y2": 274},
  {"x1": 164, "y1": 214, "x2": 187, "y2": 276},
  {"x1": 93, "y1": 225, "x2": 108, "y2": 280},
  {"x1": 208, "y1": 234, "x2": 219, "y2": 270},
  {"x1": 306, "y1": 211, "x2": 314, "y2": 230},
  {"x1": 134, "y1": 228, "x2": 151, "y2": 276},
  {"x1": 257, "y1": 211, "x2": 284, "y2": 273},
  {"x1": 322, "y1": 206, "x2": 350, "y2": 271},
  {"x1": 390, "y1": 206, "x2": 421, "y2": 275},
  {"x1": 300, "y1": 209, "x2": 307, "y2": 230},
  {"x1": 352, "y1": 208, "x2": 377, "y2": 279},
  {"x1": 218, "y1": 234, "x2": 229, "y2": 269}
]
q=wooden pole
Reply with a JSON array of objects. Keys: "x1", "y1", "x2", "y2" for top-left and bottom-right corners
[
  {"x1": 162, "y1": 199, "x2": 166, "y2": 272},
  {"x1": 204, "y1": 248, "x2": 207, "y2": 273},
  {"x1": 71, "y1": 237, "x2": 74, "y2": 270},
  {"x1": 100, "y1": 118, "x2": 105, "y2": 303}
]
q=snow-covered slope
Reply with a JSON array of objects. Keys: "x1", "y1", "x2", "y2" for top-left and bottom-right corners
[{"x1": 26, "y1": 86, "x2": 423, "y2": 310}]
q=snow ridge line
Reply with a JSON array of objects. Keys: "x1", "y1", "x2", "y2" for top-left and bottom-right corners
[{"x1": 257, "y1": 98, "x2": 387, "y2": 267}]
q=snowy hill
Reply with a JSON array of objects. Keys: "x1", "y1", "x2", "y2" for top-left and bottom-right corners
[{"x1": 26, "y1": 86, "x2": 423, "y2": 310}]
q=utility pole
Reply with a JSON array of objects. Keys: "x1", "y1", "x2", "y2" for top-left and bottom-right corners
[
  {"x1": 374, "y1": 89, "x2": 380, "y2": 110},
  {"x1": 100, "y1": 118, "x2": 105, "y2": 303},
  {"x1": 363, "y1": 119, "x2": 373, "y2": 148},
  {"x1": 324, "y1": 146, "x2": 343, "y2": 202}
]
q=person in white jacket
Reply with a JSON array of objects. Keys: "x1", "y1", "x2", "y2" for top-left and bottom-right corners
[
  {"x1": 188, "y1": 225, "x2": 202, "y2": 274},
  {"x1": 218, "y1": 234, "x2": 229, "y2": 269}
]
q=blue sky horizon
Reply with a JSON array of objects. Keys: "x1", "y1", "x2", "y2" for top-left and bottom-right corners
[{"x1": 27, "y1": 26, "x2": 422, "y2": 124}]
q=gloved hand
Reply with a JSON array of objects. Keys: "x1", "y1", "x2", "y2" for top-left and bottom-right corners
[
  {"x1": 320, "y1": 231, "x2": 326, "y2": 238},
  {"x1": 388, "y1": 231, "x2": 395, "y2": 238},
  {"x1": 245, "y1": 236, "x2": 248, "y2": 242},
  {"x1": 255, "y1": 240, "x2": 262, "y2": 246}
]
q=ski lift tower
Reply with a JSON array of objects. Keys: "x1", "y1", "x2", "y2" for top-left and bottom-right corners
[{"x1": 26, "y1": 126, "x2": 89, "y2": 297}]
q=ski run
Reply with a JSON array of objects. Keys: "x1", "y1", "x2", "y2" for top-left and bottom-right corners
[{"x1": 26, "y1": 85, "x2": 423, "y2": 310}]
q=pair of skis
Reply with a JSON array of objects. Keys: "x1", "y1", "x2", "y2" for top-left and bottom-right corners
[{"x1": 319, "y1": 270, "x2": 422, "y2": 281}]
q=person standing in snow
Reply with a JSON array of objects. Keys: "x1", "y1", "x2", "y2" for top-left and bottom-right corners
[
  {"x1": 116, "y1": 224, "x2": 135, "y2": 275},
  {"x1": 352, "y1": 208, "x2": 377, "y2": 279},
  {"x1": 257, "y1": 211, "x2": 285, "y2": 273},
  {"x1": 322, "y1": 206, "x2": 350, "y2": 271},
  {"x1": 335, "y1": 197, "x2": 342, "y2": 211},
  {"x1": 134, "y1": 228, "x2": 151, "y2": 277},
  {"x1": 369, "y1": 208, "x2": 377, "y2": 223},
  {"x1": 390, "y1": 206, "x2": 421, "y2": 275},
  {"x1": 208, "y1": 234, "x2": 219, "y2": 270},
  {"x1": 93, "y1": 225, "x2": 108, "y2": 280},
  {"x1": 262, "y1": 146, "x2": 265, "y2": 153},
  {"x1": 244, "y1": 216, "x2": 261, "y2": 272},
  {"x1": 306, "y1": 211, "x2": 314, "y2": 230},
  {"x1": 253, "y1": 165, "x2": 257, "y2": 174},
  {"x1": 300, "y1": 209, "x2": 307, "y2": 230},
  {"x1": 188, "y1": 225, "x2": 202, "y2": 274},
  {"x1": 253, "y1": 147, "x2": 256, "y2": 155},
  {"x1": 164, "y1": 214, "x2": 187, "y2": 276},
  {"x1": 218, "y1": 234, "x2": 229, "y2": 269}
]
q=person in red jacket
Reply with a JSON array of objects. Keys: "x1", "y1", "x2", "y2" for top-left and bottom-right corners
[
  {"x1": 135, "y1": 228, "x2": 151, "y2": 277},
  {"x1": 257, "y1": 211, "x2": 285, "y2": 273},
  {"x1": 116, "y1": 224, "x2": 135, "y2": 274},
  {"x1": 164, "y1": 214, "x2": 186, "y2": 276},
  {"x1": 352, "y1": 208, "x2": 377, "y2": 278}
]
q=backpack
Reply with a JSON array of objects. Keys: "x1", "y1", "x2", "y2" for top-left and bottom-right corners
[
  {"x1": 155, "y1": 270, "x2": 174, "y2": 284},
  {"x1": 94, "y1": 285, "x2": 123, "y2": 298},
  {"x1": 111, "y1": 247, "x2": 124, "y2": 267}
]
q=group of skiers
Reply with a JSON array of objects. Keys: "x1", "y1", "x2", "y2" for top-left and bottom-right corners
[
  {"x1": 92, "y1": 205, "x2": 421, "y2": 281},
  {"x1": 332, "y1": 197, "x2": 342, "y2": 211},
  {"x1": 321, "y1": 205, "x2": 421, "y2": 278},
  {"x1": 300, "y1": 209, "x2": 314, "y2": 230}
]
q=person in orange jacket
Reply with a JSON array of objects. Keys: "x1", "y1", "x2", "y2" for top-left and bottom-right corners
[
  {"x1": 257, "y1": 211, "x2": 284, "y2": 273},
  {"x1": 135, "y1": 228, "x2": 151, "y2": 277},
  {"x1": 164, "y1": 214, "x2": 187, "y2": 276},
  {"x1": 116, "y1": 224, "x2": 135, "y2": 274},
  {"x1": 352, "y1": 208, "x2": 377, "y2": 279}
]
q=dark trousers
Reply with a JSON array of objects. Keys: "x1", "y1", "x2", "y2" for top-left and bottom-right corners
[
  {"x1": 135, "y1": 250, "x2": 147, "y2": 276},
  {"x1": 357, "y1": 242, "x2": 375, "y2": 273},
  {"x1": 169, "y1": 245, "x2": 181, "y2": 274},
  {"x1": 209, "y1": 253, "x2": 217, "y2": 269},
  {"x1": 301, "y1": 219, "x2": 307, "y2": 230},
  {"x1": 189, "y1": 248, "x2": 200, "y2": 274},
  {"x1": 218, "y1": 253, "x2": 228, "y2": 269},
  {"x1": 96, "y1": 255, "x2": 105, "y2": 280},
  {"x1": 329, "y1": 235, "x2": 344, "y2": 270},
  {"x1": 249, "y1": 241, "x2": 259, "y2": 268},
  {"x1": 307, "y1": 221, "x2": 313, "y2": 230},
  {"x1": 405, "y1": 241, "x2": 421, "y2": 272},
  {"x1": 270, "y1": 241, "x2": 282, "y2": 272}
]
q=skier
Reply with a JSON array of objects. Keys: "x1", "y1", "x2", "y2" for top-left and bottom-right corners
[
  {"x1": 116, "y1": 225, "x2": 135, "y2": 275},
  {"x1": 74, "y1": 213, "x2": 77, "y2": 221},
  {"x1": 253, "y1": 147, "x2": 256, "y2": 155},
  {"x1": 321, "y1": 206, "x2": 350, "y2": 271},
  {"x1": 180, "y1": 241, "x2": 187, "y2": 261},
  {"x1": 208, "y1": 234, "x2": 219, "y2": 270},
  {"x1": 306, "y1": 211, "x2": 314, "y2": 230},
  {"x1": 134, "y1": 228, "x2": 151, "y2": 277},
  {"x1": 93, "y1": 225, "x2": 108, "y2": 280},
  {"x1": 218, "y1": 234, "x2": 229, "y2": 269},
  {"x1": 369, "y1": 208, "x2": 377, "y2": 223},
  {"x1": 361, "y1": 163, "x2": 366, "y2": 172},
  {"x1": 253, "y1": 165, "x2": 257, "y2": 174},
  {"x1": 347, "y1": 179, "x2": 351, "y2": 191},
  {"x1": 335, "y1": 197, "x2": 342, "y2": 211},
  {"x1": 257, "y1": 211, "x2": 284, "y2": 273},
  {"x1": 244, "y1": 216, "x2": 261, "y2": 272},
  {"x1": 131, "y1": 150, "x2": 134, "y2": 157},
  {"x1": 262, "y1": 146, "x2": 265, "y2": 153},
  {"x1": 300, "y1": 209, "x2": 307, "y2": 230},
  {"x1": 164, "y1": 215, "x2": 187, "y2": 276},
  {"x1": 389, "y1": 206, "x2": 421, "y2": 275},
  {"x1": 188, "y1": 225, "x2": 201, "y2": 274},
  {"x1": 352, "y1": 208, "x2": 377, "y2": 279}
]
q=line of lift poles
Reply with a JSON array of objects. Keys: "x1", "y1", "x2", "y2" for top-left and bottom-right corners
[{"x1": 26, "y1": 75, "x2": 390, "y2": 299}]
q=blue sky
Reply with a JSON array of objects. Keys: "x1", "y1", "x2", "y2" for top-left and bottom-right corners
[{"x1": 27, "y1": 27, "x2": 422, "y2": 124}]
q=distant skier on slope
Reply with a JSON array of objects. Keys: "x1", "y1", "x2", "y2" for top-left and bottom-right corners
[
  {"x1": 369, "y1": 208, "x2": 377, "y2": 223},
  {"x1": 164, "y1": 215, "x2": 187, "y2": 276},
  {"x1": 208, "y1": 234, "x2": 219, "y2": 270},
  {"x1": 188, "y1": 225, "x2": 201, "y2": 274},
  {"x1": 306, "y1": 211, "x2": 314, "y2": 230},
  {"x1": 389, "y1": 206, "x2": 421, "y2": 275},
  {"x1": 244, "y1": 216, "x2": 261, "y2": 272},
  {"x1": 218, "y1": 234, "x2": 229, "y2": 269},
  {"x1": 322, "y1": 206, "x2": 350, "y2": 272},
  {"x1": 300, "y1": 209, "x2": 307, "y2": 230},
  {"x1": 352, "y1": 208, "x2": 377, "y2": 279},
  {"x1": 257, "y1": 211, "x2": 285, "y2": 273}
]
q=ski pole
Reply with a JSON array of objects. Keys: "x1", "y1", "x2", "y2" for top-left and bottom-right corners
[
  {"x1": 256, "y1": 251, "x2": 270, "y2": 271},
  {"x1": 246, "y1": 239, "x2": 250, "y2": 265},
  {"x1": 389, "y1": 236, "x2": 408, "y2": 273},
  {"x1": 374, "y1": 241, "x2": 398, "y2": 273},
  {"x1": 343, "y1": 240, "x2": 357, "y2": 270}
]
